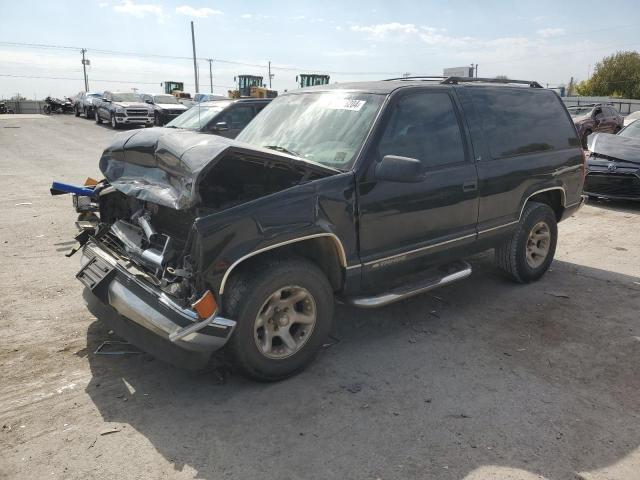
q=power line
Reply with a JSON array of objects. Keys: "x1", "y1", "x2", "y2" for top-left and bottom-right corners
[
  {"x1": 0, "y1": 73, "x2": 234, "y2": 88},
  {"x1": 0, "y1": 40, "x2": 400, "y2": 76}
]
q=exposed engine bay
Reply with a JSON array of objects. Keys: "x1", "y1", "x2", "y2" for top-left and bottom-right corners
[{"x1": 53, "y1": 128, "x2": 338, "y2": 308}]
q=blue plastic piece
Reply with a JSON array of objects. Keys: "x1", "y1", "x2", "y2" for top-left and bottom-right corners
[{"x1": 51, "y1": 181, "x2": 96, "y2": 197}]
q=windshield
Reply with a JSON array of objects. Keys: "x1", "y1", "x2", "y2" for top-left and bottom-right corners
[
  {"x1": 112, "y1": 92, "x2": 141, "y2": 102},
  {"x1": 154, "y1": 95, "x2": 179, "y2": 104},
  {"x1": 88, "y1": 93, "x2": 102, "y2": 98},
  {"x1": 619, "y1": 120, "x2": 640, "y2": 139},
  {"x1": 236, "y1": 91, "x2": 385, "y2": 169},
  {"x1": 567, "y1": 106, "x2": 593, "y2": 117},
  {"x1": 165, "y1": 104, "x2": 224, "y2": 130}
]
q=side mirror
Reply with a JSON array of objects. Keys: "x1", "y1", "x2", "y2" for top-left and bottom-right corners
[
  {"x1": 213, "y1": 121, "x2": 229, "y2": 131},
  {"x1": 145, "y1": 99, "x2": 153, "y2": 104},
  {"x1": 102, "y1": 98, "x2": 110, "y2": 102},
  {"x1": 375, "y1": 155, "x2": 424, "y2": 183}
]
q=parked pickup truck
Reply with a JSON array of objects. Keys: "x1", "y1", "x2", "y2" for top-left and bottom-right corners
[
  {"x1": 56, "y1": 77, "x2": 585, "y2": 381},
  {"x1": 94, "y1": 91, "x2": 154, "y2": 129}
]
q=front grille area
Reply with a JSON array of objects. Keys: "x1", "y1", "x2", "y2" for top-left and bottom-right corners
[
  {"x1": 585, "y1": 173, "x2": 640, "y2": 198},
  {"x1": 126, "y1": 109, "x2": 150, "y2": 117}
]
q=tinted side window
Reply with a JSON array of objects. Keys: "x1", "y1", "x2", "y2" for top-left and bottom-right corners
[
  {"x1": 470, "y1": 88, "x2": 579, "y2": 158},
  {"x1": 378, "y1": 92, "x2": 466, "y2": 169},
  {"x1": 605, "y1": 106, "x2": 618, "y2": 117},
  {"x1": 222, "y1": 105, "x2": 255, "y2": 129}
]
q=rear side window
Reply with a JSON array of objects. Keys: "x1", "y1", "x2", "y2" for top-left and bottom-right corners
[{"x1": 470, "y1": 88, "x2": 579, "y2": 158}]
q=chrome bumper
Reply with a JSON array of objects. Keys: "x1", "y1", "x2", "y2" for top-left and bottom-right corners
[{"x1": 80, "y1": 241, "x2": 235, "y2": 357}]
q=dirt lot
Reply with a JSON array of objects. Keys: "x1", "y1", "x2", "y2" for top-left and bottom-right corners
[{"x1": 1, "y1": 115, "x2": 639, "y2": 480}]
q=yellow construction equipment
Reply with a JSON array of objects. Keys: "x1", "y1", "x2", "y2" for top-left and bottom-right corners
[{"x1": 228, "y1": 75, "x2": 277, "y2": 98}]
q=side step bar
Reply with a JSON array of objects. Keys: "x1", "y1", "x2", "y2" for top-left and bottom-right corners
[{"x1": 343, "y1": 260, "x2": 472, "y2": 308}]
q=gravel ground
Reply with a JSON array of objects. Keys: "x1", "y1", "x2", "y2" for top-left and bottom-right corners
[{"x1": 1, "y1": 115, "x2": 639, "y2": 480}]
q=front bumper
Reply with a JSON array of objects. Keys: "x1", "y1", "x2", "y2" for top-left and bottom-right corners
[
  {"x1": 79, "y1": 240, "x2": 236, "y2": 369},
  {"x1": 584, "y1": 172, "x2": 640, "y2": 201},
  {"x1": 116, "y1": 116, "x2": 154, "y2": 125}
]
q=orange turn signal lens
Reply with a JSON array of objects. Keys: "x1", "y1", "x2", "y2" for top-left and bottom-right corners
[
  {"x1": 192, "y1": 290, "x2": 217, "y2": 319},
  {"x1": 84, "y1": 177, "x2": 98, "y2": 186}
]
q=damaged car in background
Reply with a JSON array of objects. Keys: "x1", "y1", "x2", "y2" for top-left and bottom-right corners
[
  {"x1": 52, "y1": 78, "x2": 585, "y2": 381},
  {"x1": 585, "y1": 120, "x2": 640, "y2": 201}
]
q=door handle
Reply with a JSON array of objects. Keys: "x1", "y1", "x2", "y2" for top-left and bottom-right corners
[{"x1": 463, "y1": 180, "x2": 477, "y2": 192}]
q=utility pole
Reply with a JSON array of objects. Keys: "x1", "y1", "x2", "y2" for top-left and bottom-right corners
[
  {"x1": 207, "y1": 59, "x2": 213, "y2": 93},
  {"x1": 190, "y1": 21, "x2": 199, "y2": 93},
  {"x1": 475, "y1": 64, "x2": 478, "y2": 78},
  {"x1": 81, "y1": 49, "x2": 89, "y2": 91},
  {"x1": 268, "y1": 61, "x2": 273, "y2": 88}
]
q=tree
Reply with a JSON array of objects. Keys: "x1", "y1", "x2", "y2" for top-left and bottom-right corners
[{"x1": 575, "y1": 51, "x2": 640, "y2": 99}]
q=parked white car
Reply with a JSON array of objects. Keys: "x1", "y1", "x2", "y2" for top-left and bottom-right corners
[{"x1": 623, "y1": 111, "x2": 640, "y2": 126}]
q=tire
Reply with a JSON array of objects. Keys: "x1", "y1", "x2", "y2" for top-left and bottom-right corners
[
  {"x1": 43, "y1": 105, "x2": 51, "y2": 115},
  {"x1": 224, "y1": 256, "x2": 334, "y2": 381},
  {"x1": 581, "y1": 129, "x2": 592, "y2": 149},
  {"x1": 74, "y1": 106, "x2": 80, "y2": 117},
  {"x1": 495, "y1": 201, "x2": 558, "y2": 284},
  {"x1": 110, "y1": 114, "x2": 119, "y2": 129},
  {"x1": 95, "y1": 110, "x2": 102, "y2": 124},
  {"x1": 614, "y1": 126, "x2": 621, "y2": 134},
  {"x1": 154, "y1": 112, "x2": 161, "y2": 126}
]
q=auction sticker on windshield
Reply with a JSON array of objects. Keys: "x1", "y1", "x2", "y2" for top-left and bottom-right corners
[{"x1": 324, "y1": 98, "x2": 366, "y2": 111}]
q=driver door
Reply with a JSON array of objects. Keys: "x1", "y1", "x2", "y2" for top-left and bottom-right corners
[{"x1": 357, "y1": 88, "x2": 479, "y2": 288}]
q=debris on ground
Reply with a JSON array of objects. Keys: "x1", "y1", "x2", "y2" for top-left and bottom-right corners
[
  {"x1": 99, "y1": 427, "x2": 120, "y2": 436},
  {"x1": 545, "y1": 292, "x2": 570, "y2": 299}
]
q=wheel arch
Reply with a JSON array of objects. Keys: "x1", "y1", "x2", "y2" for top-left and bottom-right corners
[
  {"x1": 218, "y1": 233, "x2": 347, "y2": 296},
  {"x1": 521, "y1": 186, "x2": 566, "y2": 222}
]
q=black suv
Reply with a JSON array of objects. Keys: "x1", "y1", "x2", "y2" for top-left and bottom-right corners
[
  {"x1": 94, "y1": 91, "x2": 154, "y2": 129},
  {"x1": 139, "y1": 93, "x2": 188, "y2": 126},
  {"x1": 58, "y1": 77, "x2": 585, "y2": 380},
  {"x1": 164, "y1": 98, "x2": 271, "y2": 138}
]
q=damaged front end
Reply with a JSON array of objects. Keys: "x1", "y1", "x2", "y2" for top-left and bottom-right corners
[{"x1": 53, "y1": 129, "x2": 339, "y2": 368}]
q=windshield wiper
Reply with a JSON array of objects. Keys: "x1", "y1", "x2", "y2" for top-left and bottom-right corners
[{"x1": 263, "y1": 145, "x2": 301, "y2": 158}]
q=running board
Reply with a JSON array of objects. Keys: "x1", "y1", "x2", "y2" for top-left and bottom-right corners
[{"x1": 343, "y1": 260, "x2": 472, "y2": 308}]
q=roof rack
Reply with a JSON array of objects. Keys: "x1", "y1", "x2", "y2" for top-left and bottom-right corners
[
  {"x1": 383, "y1": 76, "x2": 447, "y2": 82},
  {"x1": 441, "y1": 77, "x2": 543, "y2": 88}
]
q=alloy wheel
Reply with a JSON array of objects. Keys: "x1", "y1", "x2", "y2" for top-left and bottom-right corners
[
  {"x1": 253, "y1": 285, "x2": 317, "y2": 359},
  {"x1": 525, "y1": 221, "x2": 551, "y2": 268}
]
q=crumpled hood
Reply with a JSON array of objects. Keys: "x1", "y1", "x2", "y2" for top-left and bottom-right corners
[
  {"x1": 588, "y1": 132, "x2": 640, "y2": 164},
  {"x1": 99, "y1": 128, "x2": 338, "y2": 210}
]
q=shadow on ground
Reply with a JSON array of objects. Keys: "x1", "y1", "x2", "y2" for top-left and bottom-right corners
[
  {"x1": 586, "y1": 197, "x2": 640, "y2": 214},
  {"x1": 83, "y1": 254, "x2": 640, "y2": 479}
]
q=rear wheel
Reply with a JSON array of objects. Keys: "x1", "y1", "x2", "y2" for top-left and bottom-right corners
[
  {"x1": 495, "y1": 201, "x2": 558, "y2": 283},
  {"x1": 224, "y1": 257, "x2": 334, "y2": 381}
]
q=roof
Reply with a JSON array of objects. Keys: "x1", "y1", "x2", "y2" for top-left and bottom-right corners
[{"x1": 289, "y1": 77, "x2": 544, "y2": 95}]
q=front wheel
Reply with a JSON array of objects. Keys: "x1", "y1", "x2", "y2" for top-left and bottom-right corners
[
  {"x1": 74, "y1": 106, "x2": 80, "y2": 117},
  {"x1": 43, "y1": 105, "x2": 51, "y2": 114},
  {"x1": 495, "y1": 201, "x2": 558, "y2": 283},
  {"x1": 110, "y1": 114, "x2": 119, "y2": 129},
  {"x1": 95, "y1": 110, "x2": 102, "y2": 124},
  {"x1": 224, "y1": 257, "x2": 334, "y2": 381}
]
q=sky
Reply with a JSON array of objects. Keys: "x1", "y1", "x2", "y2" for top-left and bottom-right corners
[{"x1": 1, "y1": 0, "x2": 639, "y2": 99}]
